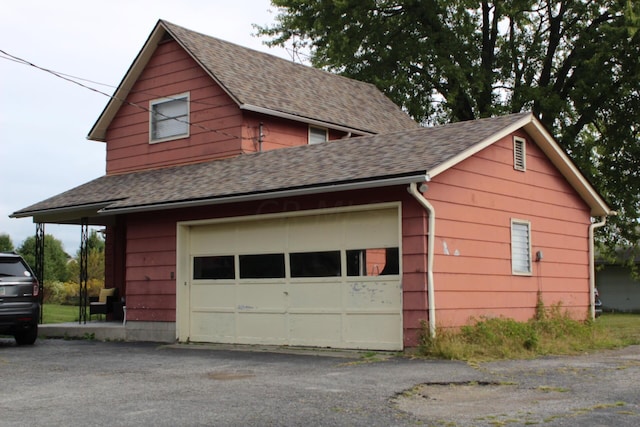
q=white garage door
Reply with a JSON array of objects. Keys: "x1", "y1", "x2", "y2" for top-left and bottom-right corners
[{"x1": 178, "y1": 205, "x2": 402, "y2": 350}]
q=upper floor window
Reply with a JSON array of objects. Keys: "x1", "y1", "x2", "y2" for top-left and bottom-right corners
[
  {"x1": 309, "y1": 126, "x2": 328, "y2": 144},
  {"x1": 511, "y1": 219, "x2": 532, "y2": 275},
  {"x1": 150, "y1": 92, "x2": 190, "y2": 143},
  {"x1": 513, "y1": 136, "x2": 526, "y2": 171}
]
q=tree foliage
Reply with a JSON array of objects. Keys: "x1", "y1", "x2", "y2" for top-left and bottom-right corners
[
  {"x1": 68, "y1": 230, "x2": 105, "y2": 283},
  {"x1": 0, "y1": 233, "x2": 14, "y2": 252},
  {"x1": 18, "y1": 234, "x2": 71, "y2": 283},
  {"x1": 258, "y1": 0, "x2": 640, "y2": 259}
]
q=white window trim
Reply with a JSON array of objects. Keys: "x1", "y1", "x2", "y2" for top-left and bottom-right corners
[
  {"x1": 149, "y1": 92, "x2": 190, "y2": 143},
  {"x1": 513, "y1": 136, "x2": 526, "y2": 171},
  {"x1": 511, "y1": 219, "x2": 532, "y2": 276},
  {"x1": 309, "y1": 126, "x2": 328, "y2": 145}
]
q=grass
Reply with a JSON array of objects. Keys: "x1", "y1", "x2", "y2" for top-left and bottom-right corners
[
  {"x1": 418, "y1": 311, "x2": 640, "y2": 362},
  {"x1": 42, "y1": 304, "x2": 79, "y2": 324}
]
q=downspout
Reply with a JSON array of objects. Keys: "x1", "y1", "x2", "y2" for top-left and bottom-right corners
[
  {"x1": 407, "y1": 182, "x2": 436, "y2": 338},
  {"x1": 588, "y1": 216, "x2": 607, "y2": 319}
]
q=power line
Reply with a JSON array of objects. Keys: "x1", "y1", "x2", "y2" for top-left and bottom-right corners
[{"x1": 0, "y1": 49, "x2": 252, "y2": 142}]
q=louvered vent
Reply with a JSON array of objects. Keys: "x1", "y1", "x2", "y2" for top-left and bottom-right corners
[{"x1": 514, "y1": 137, "x2": 526, "y2": 171}]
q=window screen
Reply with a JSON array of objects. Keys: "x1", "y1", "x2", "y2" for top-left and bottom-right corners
[
  {"x1": 151, "y1": 94, "x2": 189, "y2": 141},
  {"x1": 511, "y1": 220, "x2": 531, "y2": 274}
]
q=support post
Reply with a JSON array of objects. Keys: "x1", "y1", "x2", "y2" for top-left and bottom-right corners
[
  {"x1": 79, "y1": 219, "x2": 89, "y2": 324},
  {"x1": 35, "y1": 223, "x2": 45, "y2": 323}
]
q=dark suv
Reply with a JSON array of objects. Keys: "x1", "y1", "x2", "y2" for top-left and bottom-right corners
[{"x1": 0, "y1": 252, "x2": 40, "y2": 345}]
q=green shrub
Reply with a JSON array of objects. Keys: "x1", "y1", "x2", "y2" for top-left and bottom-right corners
[{"x1": 43, "y1": 278, "x2": 105, "y2": 305}]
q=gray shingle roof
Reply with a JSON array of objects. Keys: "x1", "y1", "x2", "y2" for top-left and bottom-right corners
[
  {"x1": 161, "y1": 20, "x2": 418, "y2": 134},
  {"x1": 14, "y1": 113, "x2": 532, "y2": 217}
]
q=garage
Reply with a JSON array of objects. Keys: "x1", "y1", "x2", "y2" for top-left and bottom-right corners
[{"x1": 176, "y1": 204, "x2": 403, "y2": 350}]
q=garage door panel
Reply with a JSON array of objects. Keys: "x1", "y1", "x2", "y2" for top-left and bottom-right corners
[
  {"x1": 289, "y1": 313, "x2": 342, "y2": 344},
  {"x1": 191, "y1": 283, "x2": 236, "y2": 309},
  {"x1": 287, "y1": 215, "x2": 344, "y2": 251},
  {"x1": 190, "y1": 312, "x2": 235, "y2": 341},
  {"x1": 190, "y1": 224, "x2": 237, "y2": 253},
  {"x1": 344, "y1": 313, "x2": 402, "y2": 350},
  {"x1": 236, "y1": 283, "x2": 286, "y2": 309},
  {"x1": 288, "y1": 282, "x2": 341, "y2": 309},
  {"x1": 347, "y1": 281, "x2": 402, "y2": 309},
  {"x1": 344, "y1": 209, "x2": 399, "y2": 248},
  {"x1": 236, "y1": 219, "x2": 287, "y2": 252},
  {"x1": 236, "y1": 313, "x2": 287, "y2": 343}
]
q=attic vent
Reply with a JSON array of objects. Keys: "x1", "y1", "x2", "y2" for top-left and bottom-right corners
[{"x1": 513, "y1": 137, "x2": 526, "y2": 171}]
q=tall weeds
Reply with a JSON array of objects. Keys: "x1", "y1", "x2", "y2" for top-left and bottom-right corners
[{"x1": 418, "y1": 309, "x2": 639, "y2": 362}]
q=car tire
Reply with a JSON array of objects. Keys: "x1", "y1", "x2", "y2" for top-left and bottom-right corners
[{"x1": 14, "y1": 325, "x2": 38, "y2": 345}]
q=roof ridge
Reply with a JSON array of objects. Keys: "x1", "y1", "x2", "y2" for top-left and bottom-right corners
[
  {"x1": 159, "y1": 19, "x2": 381, "y2": 92},
  {"x1": 159, "y1": 19, "x2": 418, "y2": 134}
]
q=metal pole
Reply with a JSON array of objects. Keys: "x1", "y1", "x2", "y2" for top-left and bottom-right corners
[
  {"x1": 35, "y1": 223, "x2": 45, "y2": 323},
  {"x1": 79, "y1": 219, "x2": 89, "y2": 324}
]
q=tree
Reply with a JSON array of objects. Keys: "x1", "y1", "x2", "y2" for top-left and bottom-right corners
[
  {"x1": 258, "y1": 0, "x2": 640, "y2": 261},
  {"x1": 17, "y1": 234, "x2": 71, "y2": 283},
  {"x1": 68, "y1": 230, "x2": 105, "y2": 283},
  {"x1": 0, "y1": 233, "x2": 14, "y2": 252}
]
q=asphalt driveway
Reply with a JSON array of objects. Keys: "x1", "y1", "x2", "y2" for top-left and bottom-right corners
[{"x1": 0, "y1": 338, "x2": 638, "y2": 426}]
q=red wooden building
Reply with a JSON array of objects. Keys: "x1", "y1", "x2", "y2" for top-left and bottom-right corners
[{"x1": 12, "y1": 20, "x2": 611, "y2": 350}]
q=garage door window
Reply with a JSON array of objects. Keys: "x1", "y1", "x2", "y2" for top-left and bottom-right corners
[
  {"x1": 290, "y1": 251, "x2": 341, "y2": 277},
  {"x1": 239, "y1": 254, "x2": 286, "y2": 279},
  {"x1": 193, "y1": 256, "x2": 235, "y2": 280},
  {"x1": 346, "y1": 247, "x2": 399, "y2": 276}
]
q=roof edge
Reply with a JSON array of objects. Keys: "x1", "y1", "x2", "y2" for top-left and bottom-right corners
[
  {"x1": 240, "y1": 104, "x2": 375, "y2": 136},
  {"x1": 523, "y1": 119, "x2": 612, "y2": 217},
  {"x1": 87, "y1": 20, "x2": 168, "y2": 141},
  {"x1": 427, "y1": 113, "x2": 533, "y2": 178},
  {"x1": 98, "y1": 173, "x2": 428, "y2": 215},
  {"x1": 427, "y1": 112, "x2": 611, "y2": 217}
]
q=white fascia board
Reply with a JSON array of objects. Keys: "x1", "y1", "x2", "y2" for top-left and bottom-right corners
[
  {"x1": 99, "y1": 174, "x2": 428, "y2": 215},
  {"x1": 427, "y1": 114, "x2": 534, "y2": 178},
  {"x1": 524, "y1": 119, "x2": 611, "y2": 217},
  {"x1": 88, "y1": 22, "x2": 167, "y2": 141}
]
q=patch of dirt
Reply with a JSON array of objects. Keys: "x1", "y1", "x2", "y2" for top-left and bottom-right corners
[{"x1": 393, "y1": 381, "x2": 575, "y2": 425}]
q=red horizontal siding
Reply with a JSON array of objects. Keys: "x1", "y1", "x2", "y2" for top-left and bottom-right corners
[
  {"x1": 422, "y1": 133, "x2": 592, "y2": 332},
  {"x1": 105, "y1": 40, "x2": 244, "y2": 174}
]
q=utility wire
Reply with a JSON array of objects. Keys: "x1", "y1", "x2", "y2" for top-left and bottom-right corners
[{"x1": 0, "y1": 49, "x2": 252, "y2": 142}]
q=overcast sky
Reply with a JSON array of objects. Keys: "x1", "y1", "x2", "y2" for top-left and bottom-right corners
[{"x1": 0, "y1": 0, "x2": 293, "y2": 254}]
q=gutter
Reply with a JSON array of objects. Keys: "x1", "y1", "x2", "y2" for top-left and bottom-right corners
[
  {"x1": 99, "y1": 174, "x2": 429, "y2": 215},
  {"x1": 588, "y1": 216, "x2": 608, "y2": 319},
  {"x1": 239, "y1": 104, "x2": 375, "y2": 136},
  {"x1": 407, "y1": 181, "x2": 436, "y2": 339}
]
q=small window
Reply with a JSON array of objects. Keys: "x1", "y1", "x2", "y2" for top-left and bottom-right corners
[
  {"x1": 290, "y1": 251, "x2": 341, "y2": 277},
  {"x1": 150, "y1": 93, "x2": 190, "y2": 142},
  {"x1": 346, "y1": 248, "x2": 399, "y2": 276},
  {"x1": 309, "y1": 126, "x2": 328, "y2": 144},
  {"x1": 193, "y1": 256, "x2": 234, "y2": 280},
  {"x1": 511, "y1": 220, "x2": 531, "y2": 275},
  {"x1": 514, "y1": 136, "x2": 526, "y2": 171},
  {"x1": 239, "y1": 254, "x2": 285, "y2": 279}
]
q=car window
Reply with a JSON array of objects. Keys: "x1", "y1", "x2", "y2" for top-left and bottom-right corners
[{"x1": 0, "y1": 258, "x2": 32, "y2": 277}]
